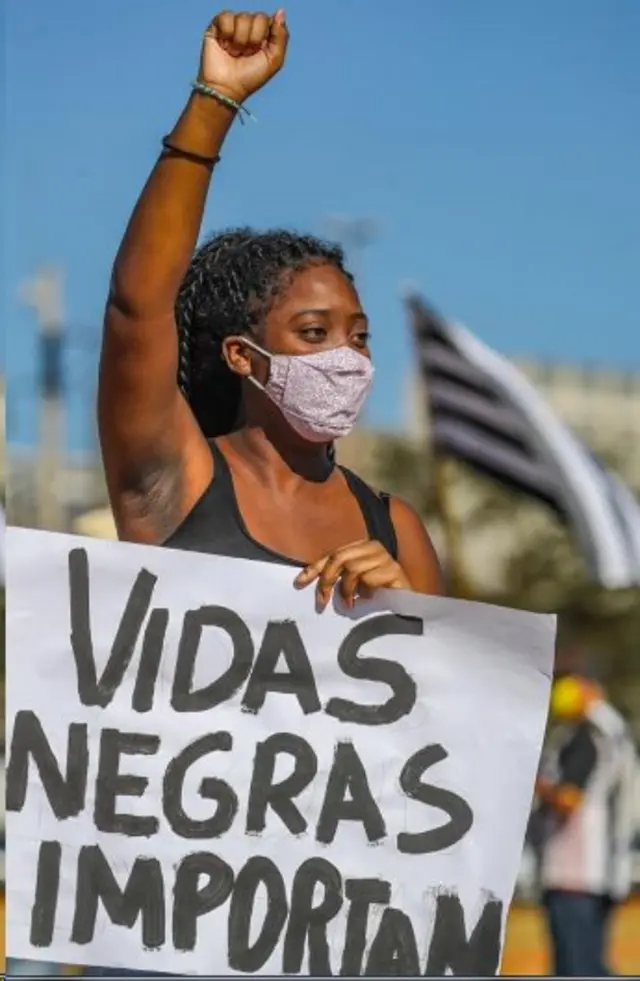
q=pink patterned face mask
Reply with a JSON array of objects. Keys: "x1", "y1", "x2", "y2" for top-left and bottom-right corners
[{"x1": 243, "y1": 337, "x2": 374, "y2": 442}]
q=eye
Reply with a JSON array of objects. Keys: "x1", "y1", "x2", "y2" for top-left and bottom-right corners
[
  {"x1": 353, "y1": 329, "x2": 371, "y2": 348},
  {"x1": 299, "y1": 326, "x2": 327, "y2": 342}
]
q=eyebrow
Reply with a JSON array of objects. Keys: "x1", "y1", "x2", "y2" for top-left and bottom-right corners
[{"x1": 293, "y1": 308, "x2": 369, "y2": 322}]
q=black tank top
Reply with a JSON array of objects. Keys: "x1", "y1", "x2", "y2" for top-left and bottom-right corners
[{"x1": 164, "y1": 442, "x2": 398, "y2": 567}]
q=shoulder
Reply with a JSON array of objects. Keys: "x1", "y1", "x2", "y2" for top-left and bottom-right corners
[
  {"x1": 338, "y1": 466, "x2": 445, "y2": 596},
  {"x1": 387, "y1": 495, "x2": 445, "y2": 596}
]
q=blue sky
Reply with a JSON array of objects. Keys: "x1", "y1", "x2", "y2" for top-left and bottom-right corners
[{"x1": 5, "y1": 0, "x2": 640, "y2": 452}]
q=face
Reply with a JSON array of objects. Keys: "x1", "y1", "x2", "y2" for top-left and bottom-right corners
[{"x1": 223, "y1": 264, "x2": 370, "y2": 384}]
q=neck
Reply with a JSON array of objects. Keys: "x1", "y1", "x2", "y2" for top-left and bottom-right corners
[{"x1": 224, "y1": 423, "x2": 334, "y2": 486}]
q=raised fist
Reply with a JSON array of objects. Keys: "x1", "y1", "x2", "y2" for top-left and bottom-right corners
[{"x1": 199, "y1": 10, "x2": 289, "y2": 104}]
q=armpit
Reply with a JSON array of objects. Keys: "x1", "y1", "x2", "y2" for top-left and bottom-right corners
[{"x1": 113, "y1": 456, "x2": 184, "y2": 545}]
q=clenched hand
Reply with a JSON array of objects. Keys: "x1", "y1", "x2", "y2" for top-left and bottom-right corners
[{"x1": 199, "y1": 9, "x2": 289, "y2": 104}]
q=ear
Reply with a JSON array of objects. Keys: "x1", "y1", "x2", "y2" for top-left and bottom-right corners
[{"x1": 221, "y1": 336, "x2": 254, "y2": 377}]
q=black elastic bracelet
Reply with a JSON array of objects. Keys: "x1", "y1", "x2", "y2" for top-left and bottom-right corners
[{"x1": 161, "y1": 135, "x2": 220, "y2": 167}]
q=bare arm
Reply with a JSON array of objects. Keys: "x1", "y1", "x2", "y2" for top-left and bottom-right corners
[
  {"x1": 98, "y1": 10, "x2": 288, "y2": 544},
  {"x1": 99, "y1": 94, "x2": 235, "y2": 543}
]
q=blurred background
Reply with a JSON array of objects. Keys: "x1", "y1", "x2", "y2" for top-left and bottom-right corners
[{"x1": 2, "y1": 0, "x2": 640, "y2": 974}]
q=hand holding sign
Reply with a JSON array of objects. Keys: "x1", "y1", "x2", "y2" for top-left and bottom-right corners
[{"x1": 295, "y1": 538, "x2": 409, "y2": 609}]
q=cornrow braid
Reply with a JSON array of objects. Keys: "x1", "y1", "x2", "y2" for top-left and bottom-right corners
[{"x1": 175, "y1": 227, "x2": 353, "y2": 442}]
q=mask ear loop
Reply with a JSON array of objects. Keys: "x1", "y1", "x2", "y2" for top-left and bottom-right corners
[
  {"x1": 240, "y1": 335, "x2": 272, "y2": 391},
  {"x1": 240, "y1": 335, "x2": 270, "y2": 359}
]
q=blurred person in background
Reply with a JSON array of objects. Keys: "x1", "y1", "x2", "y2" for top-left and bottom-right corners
[{"x1": 532, "y1": 670, "x2": 637, "y2": 976}]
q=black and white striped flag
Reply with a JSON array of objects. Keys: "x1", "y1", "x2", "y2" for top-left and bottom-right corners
[{"x1": 407, "y1": 294, "x2": 640, "y2": 590}]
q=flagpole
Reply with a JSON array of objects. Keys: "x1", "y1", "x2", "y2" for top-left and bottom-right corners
[{"x1": 433, "y1": 455, "x2": 473, "y2": 598}]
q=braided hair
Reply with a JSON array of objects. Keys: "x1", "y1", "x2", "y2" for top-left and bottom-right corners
[{"x1": 176, "y1": 228, "x2": 353, "y2": 441}]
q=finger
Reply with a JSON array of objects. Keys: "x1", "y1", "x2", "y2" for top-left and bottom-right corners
[
  {"x1": 249, "y1": 11, "x2": 271, "y2": 45},
  {"x1": 294, "y1": 540, "x2": 370, "y2": 587},
  {"x1": 337, "y1": 557, "x2": 405, "y2": 606},
  {"x1": 338, "y1": 569, "x2": 360, "y2": 608},
  {"x1": 294, "y1": 558, "x2": 328, "y2": 588},
  {"x1": 335, "y1": 555, "x2": 397, "y2": 588},
  {"x1": 300, "y1": 558, "x2": 342, "y2": 610},
  {"x1": 316, "y1": 552, "x2": 363, "y2": 608},
  {"x1": 317, "y1": 544, "x2": 394, "y2": 588},
  {"x1": 214, "y1": 11, "x2": 236, "y2": 40},
  {"x1": 356, "y1": 563, "x2": 407, "y2": 590},
  {"x1": 233, "y1": 12, "x2": 253, "y2": 46},
  {"x1": 315, "y1": 550, "x2": 390, "y2": 606},
  {"x1": 266, "y1": 7, "x2": 289, "y2": 61},
  {"x1": 317, "y1": 556, "x2": 349, "y2": 596},
  {"x1": 313, "y1": 542, "x2": 378, "y2": 592}
]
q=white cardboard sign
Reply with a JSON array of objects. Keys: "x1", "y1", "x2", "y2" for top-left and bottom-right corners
[{"x1": 6, "y1": 527, "x2": 554, "y2": 975}]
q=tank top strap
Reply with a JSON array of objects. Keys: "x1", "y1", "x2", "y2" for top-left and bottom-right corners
[
  {"x1": 209, "y1": 439, "x2": 235, "y2": 490},
  {"x1": 339, "y1": 466, "x2": 398, "y2": 560}
]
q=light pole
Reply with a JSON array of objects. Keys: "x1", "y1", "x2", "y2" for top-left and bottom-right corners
[{"x1": 19, "y1": 266, "x2": 66, "y2": 531}]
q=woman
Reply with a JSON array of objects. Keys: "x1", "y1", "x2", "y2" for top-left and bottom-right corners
[
  {"x1": 89, "y1": 17, "x2": 443, "y2": 973},
  {"x1": 100, "y1": 8, "x2": 442, "y2": 631}
]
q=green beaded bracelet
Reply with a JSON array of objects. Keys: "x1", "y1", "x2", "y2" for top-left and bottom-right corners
[{"x1": 191, "y1": 80, "x2": 256, "y2": 124}]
